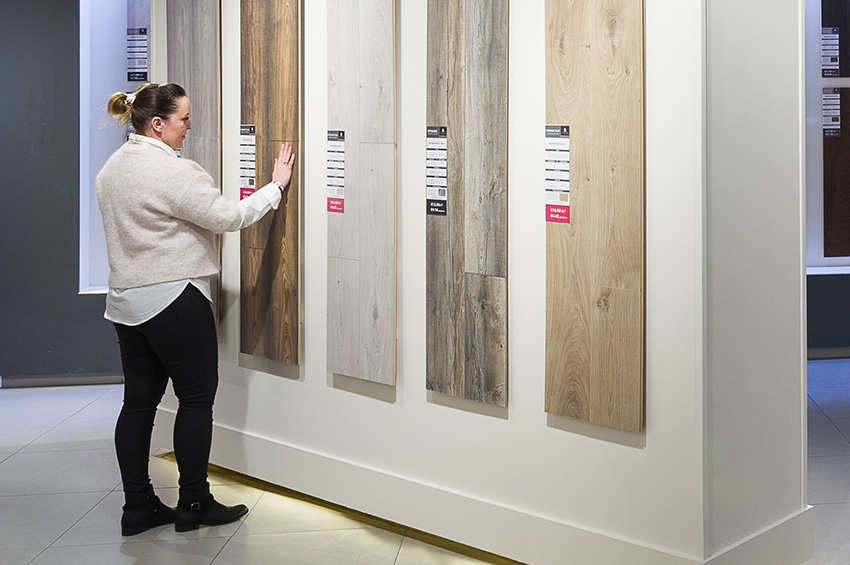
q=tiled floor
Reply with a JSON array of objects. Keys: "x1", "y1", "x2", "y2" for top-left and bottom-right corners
[
  {"x1": 806, "y1": 358, "x2": 850, "y2": 565},
  {"x1": 0, "y1": 385, "x2": 488, "y2": 565},
  {"x1": 3, "y1": 362, "x2": 849, "y2": 565}
]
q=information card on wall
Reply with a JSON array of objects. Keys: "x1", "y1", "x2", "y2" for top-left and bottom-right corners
[
  {"x1": 239, "y1": 125, "x2": 257, "y2": 199},
  {"x1": 327, "y1": 130, "x2": 345, "y2": 213},
  {"x1": 824, "y1": 88, "x2": 841, "y2": 138},
  {"x1": 126, "y1": 27, "x2": 149, "y2": 81},
  {"x1": 823, "y1": 27, "x2": 840, "y2": 77},
  {"x1": 545, "y1": 125, "x2": 571, "y2": 223},
  {"x1": 426, "y1": 126, "x2": 448, "y2": 215}
]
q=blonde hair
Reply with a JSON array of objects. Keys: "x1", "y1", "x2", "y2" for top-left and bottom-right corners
[{"x1": 106, "y1": 82, "x2": 186, "y2": 132}]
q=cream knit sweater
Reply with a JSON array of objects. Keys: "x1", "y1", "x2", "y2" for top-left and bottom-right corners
[{"x1": 96, "y1": 135, "x2": 240, "y2": 289}]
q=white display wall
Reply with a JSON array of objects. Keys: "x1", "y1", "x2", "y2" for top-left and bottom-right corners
[{"x1": 152, "y1": 1, "x2": 812, "y2": 563}]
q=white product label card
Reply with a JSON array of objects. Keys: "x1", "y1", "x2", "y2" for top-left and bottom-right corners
[
  {"x1": 545, "y1": 125, "x2": 571, "y2": 223},
  {"x1": 824, "y1": 88, "x2": 841, "y2": 138},
  {"x1": 127, "y1": 27, "x2": 149, "y2": 81},
  {"x1": 823, "y1": 27, "x2": 840, "y2": 77},
  {"x1": 327, "y1": 130, "x2": 345, "y2": 213},
  {"x1": 239, "y1": 124, "x2": 257, "y2": 199},
  {"x1": 426, "y1": 126, "x2": 448, "y2": 216}
]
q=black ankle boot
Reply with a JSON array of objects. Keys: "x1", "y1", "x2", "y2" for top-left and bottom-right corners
[
  {"x1": 121, "y1": 486, "x2": 176, "y2": 536},
  {"x1": 174, "y1": 494, "x2": 248, "y2": 532}
]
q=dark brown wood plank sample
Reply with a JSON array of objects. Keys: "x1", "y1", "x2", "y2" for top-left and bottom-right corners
[
  {"x1": 425, "y1": 0, "x2": 508, "y2": 407},
  {"x1": 544, "y1": 0, "x2": 644, "y2": 432},
  {"x1": 822, "y1": 0, "x2": 850, "y2": 77},
  {"x1": 240, "y1": 0, "x2": 302, "y2": 364},
  {"x1": 824, "y1": 87, "x2": 850, "y2": 256}
]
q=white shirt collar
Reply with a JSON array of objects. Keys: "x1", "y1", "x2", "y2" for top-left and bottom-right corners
[{"x1": 128, "y1": 133, "x2": 178, "y2": 157}]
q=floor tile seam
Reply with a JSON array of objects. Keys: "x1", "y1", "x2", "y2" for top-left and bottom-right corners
[
  {"x1": 810, "y1": 501, "x2": 850, "y2": 507},
  {"x1": 825, "y1": 418, "x2": 850, "y2": 445},
  {"x1": 392, "y1": 532, "x2": 405, "y2": 565},
  {"x1": 209, "y1": 534, "x2": 233, "y2": 565},
  {"x1": 25, "y1": 546, "x2": 48, "y2": 565},
  {"x1": 44, "y1": 490, "x2": 112, "y2": 555},
  {"x1": 808, "y1": 453, "x2": 850, "y2": 459}
]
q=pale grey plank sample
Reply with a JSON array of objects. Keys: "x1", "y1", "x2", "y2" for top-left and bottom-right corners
[
  {"x1": 327, "y1": 0, "x2": 397, "y2": 385},
  {"x1": 328, "y1": 257, "x2": 361, "y2": 378},
  {"x1": 358, "y1": 142, "x2": 396, "y2": 384},
  {"x1": 359, "y1": 0, "x2": 395, "y2": 144}
]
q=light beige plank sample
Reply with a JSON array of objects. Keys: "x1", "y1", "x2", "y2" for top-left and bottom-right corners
[
  {"x1": 425, "y1": 0, "x2": 508, "y2": 407},
  {"x1": 544, "y1": 0, "x2": 644, "y2": 433},
  {"x1": 327, "y1": 0, "x2": 397, "y2": 384}
]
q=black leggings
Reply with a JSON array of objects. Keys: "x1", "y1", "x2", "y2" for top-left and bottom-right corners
[{"x1": 113, "y1": 284, "x2": 218, "y2": 503}]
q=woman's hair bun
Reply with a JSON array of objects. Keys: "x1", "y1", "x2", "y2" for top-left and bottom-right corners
[{"x1": 106, "y1": 91, "x2": 133, "y2": 126}]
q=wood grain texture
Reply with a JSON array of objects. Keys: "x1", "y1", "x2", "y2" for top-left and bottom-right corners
[
  {"x1": 358, "y1": 142, "x2": 396, "y2": 384},
  {"x1": 359, "y1": 0, "x2": 394, "y2": 143},
  {"x1": 327, "y1": 257, "x2": 360, "y2": 377},
  {"x1": 328, "y1": 0, "x2": 361, "y2": 261},
  {"x1": 425, "y1": 0, "x2": 508, "y2": 406},
  {"x1": 463, "y1": 0, "x2": 508, "y2": 278},
  {"x1": 167, "y1": 0, "x2": 222, "y2": 323},
  {"x1": 824, "y1": 88, "x2": 850, "y2": 256},
  {"x1": 327, "y1": 0, "x2": 396, "y2": 384},
  {"x1": 463, "y1": 273, "x2": 507, "y2": 404},
  {"x1": 240, "y1": 0, "x2": 302, "y2": 364},
  {"x1": 544, "y1": 0, "x2": 644, "y2": 432}
]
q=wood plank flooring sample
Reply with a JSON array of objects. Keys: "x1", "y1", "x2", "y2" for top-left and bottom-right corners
[
  {"x1": 545, "y1": 0, "x2": 644, "y2": 432},
  {"x1": 240, "y1": 0, "x2": 302, "y2": 364},
  {"x1": 327, "y1": 0, "x2": 396, "y2": 385},
  {"x1": 822, "y1": 0, "x2": 850, "y2": 77},
  {"x1": 167, "y1": 0, "x2": 220, "y2": 183},
  {"x1": 823, "y1": 87, "x2": 850, "y2": 256},
  {"x1": 425, "y1": 0, "x2": 508, "y2": 407}
]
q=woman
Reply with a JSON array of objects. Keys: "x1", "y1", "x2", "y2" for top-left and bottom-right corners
[{"x1": 96, "y1": 82, "x2": 294, "y2": 536}]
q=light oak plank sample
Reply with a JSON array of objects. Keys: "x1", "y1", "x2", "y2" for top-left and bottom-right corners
[
  {"x1": 545, "y1": 0, "x2": 644, "y2": 433},
  {"x1": 240, "y1": 0, "x2": 302, "y2": 364},
  {"x1": 327, "y1": 0, "x2": 397, "y2": 385},
  {"x1": 426, "y1": 0, "x2": 508, "y2": 407}
]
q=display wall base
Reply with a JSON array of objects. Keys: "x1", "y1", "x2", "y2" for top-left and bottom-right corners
[{"x1": 152, "y1": 409, "x2": 811, "y2": 565}]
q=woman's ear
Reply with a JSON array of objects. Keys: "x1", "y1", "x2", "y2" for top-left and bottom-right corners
[{"x1": 150, "y1": 117, "x2": 164, "y2": 133}]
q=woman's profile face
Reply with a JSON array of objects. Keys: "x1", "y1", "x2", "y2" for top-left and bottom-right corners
[{"x1": 158, "y1": 96, "x2": 192, "y2": 149}]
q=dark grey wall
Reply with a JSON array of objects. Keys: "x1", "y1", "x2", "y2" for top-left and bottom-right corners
[
  {"x1": 808, "y1": 274, "x2": 850, "y2": 351},
  {"x1": 0, "y1": 1, "x2": 121, "y2": 380}
]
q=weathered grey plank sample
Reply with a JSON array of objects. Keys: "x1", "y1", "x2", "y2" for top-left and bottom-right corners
[
  {"x1": 167, "y1": 0, "x2": 220, "y2": 182},
  {"x1": 240, "y1": 0, "x2": 302, "y2": 364},
  {"x1": 544, "y1": 0, "x2": 644, "y2": 433},
  {"x1": 327, "y1": 0, "x2": 396, "y2": 385},
  {"x1": 167, "y1": 0, "x2": 222, "y2": 323},
  {"x1": 425, "y1": 0, "x2": 508, "y2": 407}
]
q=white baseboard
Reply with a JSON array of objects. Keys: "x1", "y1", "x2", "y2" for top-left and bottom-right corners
[
  {"x1": 153, "y1": 410, "x2": 811, "y2": 565},
  {"x1": 706, "y1": 507, "x2": 813, "y2": 565}
]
